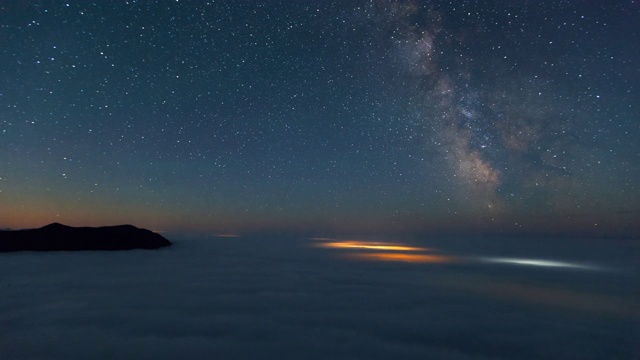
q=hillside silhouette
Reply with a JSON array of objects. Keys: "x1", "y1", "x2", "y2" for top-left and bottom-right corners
[{"x1": 0, "y1": 223, "x2": 171, "y2": 252}]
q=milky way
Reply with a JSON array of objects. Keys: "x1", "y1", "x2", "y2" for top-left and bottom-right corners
[{"x1": 359, "y1": 0, "x2": 639, "y2": 228}]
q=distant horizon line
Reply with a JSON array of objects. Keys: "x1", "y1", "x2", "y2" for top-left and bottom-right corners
[{"x1": 2, "y1": 222, "x2": 638, "y2": 241}]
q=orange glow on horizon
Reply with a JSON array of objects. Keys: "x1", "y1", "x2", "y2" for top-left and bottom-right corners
[{"x1": 345, "y1": 252, "x2": 457, "y2": 264}]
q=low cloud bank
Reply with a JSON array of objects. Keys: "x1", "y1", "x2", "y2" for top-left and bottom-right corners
[{"x1": 1, "y1": 235, "x2": 638, "y2": 359}]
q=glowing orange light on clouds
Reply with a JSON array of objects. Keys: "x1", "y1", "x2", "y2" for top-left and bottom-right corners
[
  {"x1": 310, "y1": 237, "x2": 459, "y2": 264},
  {"x1": 311, "y1": 238, "x2": 429, "y2": 252},
  {"x1": 316, "y1": 241, "x2": 428, "y2": 252},
  {"x1": 345, "y1": 252, "x2": 457, "y2": 264}
]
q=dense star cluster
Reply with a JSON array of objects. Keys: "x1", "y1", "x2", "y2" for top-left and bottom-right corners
[{"x1": 1, "y1": 1, "x2": 638, "y2": 236}]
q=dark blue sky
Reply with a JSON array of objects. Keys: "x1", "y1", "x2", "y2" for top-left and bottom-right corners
[{"x1": 1, "y1": 0, "x2": 639, "y2": 237}]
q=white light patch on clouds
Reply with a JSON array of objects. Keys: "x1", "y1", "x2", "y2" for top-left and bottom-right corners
[{"x1": 478, "y1": 257, "x2": 602, "y2": 271}]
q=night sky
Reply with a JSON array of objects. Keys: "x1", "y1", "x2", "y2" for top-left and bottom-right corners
[{"x1": 1, "y1": 0, "x2": 639, "y2": 237}]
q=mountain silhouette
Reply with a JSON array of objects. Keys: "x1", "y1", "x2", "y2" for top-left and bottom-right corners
[{"x1": 0, "y1": 223, "x2": 172, "y2": 252}]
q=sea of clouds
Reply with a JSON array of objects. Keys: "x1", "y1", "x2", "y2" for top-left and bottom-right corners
[{"x1": 1, "y1": 234, "x2": 638, "y2": 359}]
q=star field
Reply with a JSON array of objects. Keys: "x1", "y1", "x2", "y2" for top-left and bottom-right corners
[{"x1": 1, "y1": 0, "x2": 639, "y2": 237}]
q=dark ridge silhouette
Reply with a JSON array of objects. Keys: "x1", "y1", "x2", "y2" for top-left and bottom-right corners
[{"x1": 0, "y1": 223, "x2": 172, "y2": 252}]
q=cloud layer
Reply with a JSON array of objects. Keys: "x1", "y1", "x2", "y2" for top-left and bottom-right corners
[{"x1": 1, "y1": 235, "x2": 638, "y2": 359}]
